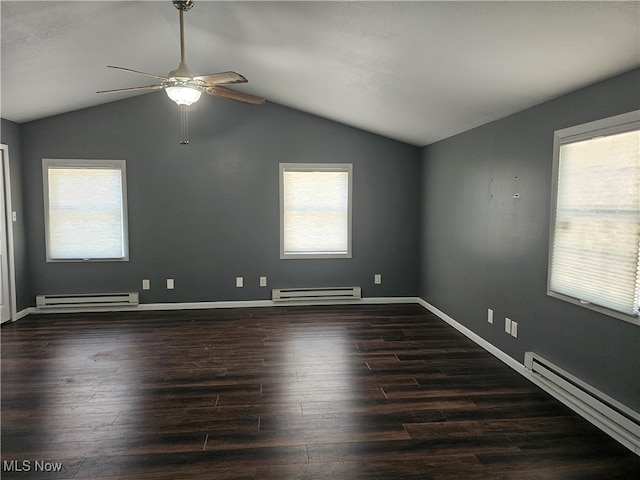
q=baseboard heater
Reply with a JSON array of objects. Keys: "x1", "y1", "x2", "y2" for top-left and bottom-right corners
[
  {"x1": 272, "y1": 286, "x2": 361, "y2": 302},
  {"x1": 36, "y1": 292, "x2": 139, "y2": 309},
  {"x1": 524, "y1": 351, "x2": 640, "y2": 454}
]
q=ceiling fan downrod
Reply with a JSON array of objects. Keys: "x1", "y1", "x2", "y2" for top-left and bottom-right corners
[{"x1": 169, "y1": 0, "x2": 195, "y2": 78}]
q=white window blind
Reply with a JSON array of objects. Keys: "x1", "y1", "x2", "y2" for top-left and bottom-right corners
[
  {"x1": 548, "y1": 111, "x2": 640, "y2": 323},
  {"x1": 43, "y1": 159, "x2": 129, "y2": 261},
  {"x1": 280, "y1": 164, "x2": 352, "y2": 259}
]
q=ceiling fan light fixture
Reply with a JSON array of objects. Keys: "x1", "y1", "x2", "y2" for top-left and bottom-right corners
[
  {"x1": 165, "y1": 85, "x2": 202, "y2": 106},
  {"x1": 98, "y1": 0, "x2": 265, "y2": 123}
]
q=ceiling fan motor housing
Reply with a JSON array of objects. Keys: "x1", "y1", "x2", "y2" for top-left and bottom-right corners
[{"x1": 173, "y1": 0, "x2": 194, "y2": 12}]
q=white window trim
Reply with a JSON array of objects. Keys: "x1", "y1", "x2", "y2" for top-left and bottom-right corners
[
  {"x1": 43, "y1": 159, "x2": 130, "y2": 262},
  {"x1": 547, "y1": 110, "x2": 640, "y2": 325},
  {"x1": 279, "y1": 163, "x2": 353, "y2": 259}
]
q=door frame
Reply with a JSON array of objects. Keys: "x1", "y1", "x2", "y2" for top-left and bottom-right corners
[{"x1": 0, "y1": 144, "x2": 17, "y2": 322}]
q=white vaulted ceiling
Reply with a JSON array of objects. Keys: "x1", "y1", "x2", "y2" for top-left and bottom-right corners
[{"x1": 1, "y1": 1, "x2": 639, "y2": 146}]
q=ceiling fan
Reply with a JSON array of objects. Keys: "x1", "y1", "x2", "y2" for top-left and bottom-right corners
[{"x1": 97, "y1": 0, "x2": 264, "y2": 142}]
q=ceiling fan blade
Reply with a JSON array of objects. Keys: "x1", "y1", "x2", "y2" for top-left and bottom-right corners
[
  {"x1": 107, "y1": 65, "x2": 168, "y2": 81},
  {"x1": 206, "y1": 86, "x2": 265, "y2": 105},
  {"x1": 97, "y1": 84, "x2": 164, "y2": 94},
  {"x1": 195, "y1": 71, "x2": 247, "y2": 86}
]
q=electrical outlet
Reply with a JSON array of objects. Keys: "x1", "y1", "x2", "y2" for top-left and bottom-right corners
[
  {"x1": 142, "y1": 279, "x2": 150, "y2": 290},
  {"x1": 236, "y1": 277, "x2": 244, "y2": 288},
  {"x1": 260, "y1": 276, "x2": 267, "y2": 287},
  {"x1": 374, "y1": 274, "x2": 382, "y2": 285},
  {"x1": 505, "y1": 317, "x2": 512, "y2": 334},
  {"x1": 487, "y1": 308, "x2": 493, "y2": 324},
  {"x1": 511, "y1": 321, "x2": 518, "y2": 338},
  {"x1": 166, "y1": 278, "x2": 174, "y2": 290}
]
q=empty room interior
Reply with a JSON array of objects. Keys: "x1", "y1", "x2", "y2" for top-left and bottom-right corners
[{"x1": 1, "y1": 1, "x2": 639, "y2": 478}]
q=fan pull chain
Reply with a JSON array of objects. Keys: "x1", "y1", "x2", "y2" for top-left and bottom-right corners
[{"x1": 180, "y1": 105, "x2": 190, "y2": 145}]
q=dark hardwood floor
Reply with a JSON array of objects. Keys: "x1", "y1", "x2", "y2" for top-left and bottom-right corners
[{"x1": 2, "y1": 304, "x2": 638, "y2": 479}]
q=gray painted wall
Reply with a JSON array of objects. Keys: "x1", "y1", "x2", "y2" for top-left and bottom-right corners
[
  {"x1": 19, "y1": 92, "x2": 420, "y2": 304},
  {"x1": 0, "y1": 118, "x2": 30, "y2": 312},
  {"x1": 419, "y1": 68, "x2": 640, "y2": 412}
]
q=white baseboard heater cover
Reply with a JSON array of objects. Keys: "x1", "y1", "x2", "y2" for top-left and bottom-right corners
[
  {"x1": 524, "y1": 351, "x2": 640, "y2": 454},
  {"x1": 36, "y1": 292, "x2": 139, "y2": 309},
  {"x1": 272, "y1": 286, "x2": 361, "y2": 302}
]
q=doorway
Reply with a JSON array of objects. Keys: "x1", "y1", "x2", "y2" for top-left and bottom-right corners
[{"x1": 0, "y1": 145, "x2": 16, "y2": 323}]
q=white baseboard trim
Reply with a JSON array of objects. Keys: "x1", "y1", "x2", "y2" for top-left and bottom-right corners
[
  {"x1": 138, "y1": 297, "x2": 421, "y2": 310},
  {"x1": 137, "y1": 300, "x2": 274, "y2": 311},
  {"x1": 362, "y1": 296, "x2": 420, "y2": 305},
  {"x1": 417, "y1": 298, "x2": 524, "y2": 373},
  {"x1": 12, "y1": 307, "x2": 34, "y2": 321},
  {"x1": 417, "y1": 298, "x2": 639, "y2": 456}
]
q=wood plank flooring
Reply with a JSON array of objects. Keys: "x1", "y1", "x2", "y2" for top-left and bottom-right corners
[{"x1": 2, "y1": 304, "x2": 638, "y2": 479}]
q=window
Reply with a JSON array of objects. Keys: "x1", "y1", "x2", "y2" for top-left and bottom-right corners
[
  {"x1": 43, "y1": 159, "x2": 129, "y2": 262},
  {"x1": 280, "y1": 163, "x2": 352, "y2": 259},
  {"x1": 548, "y1": 111, "x2": 640, "y2": 324}
]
